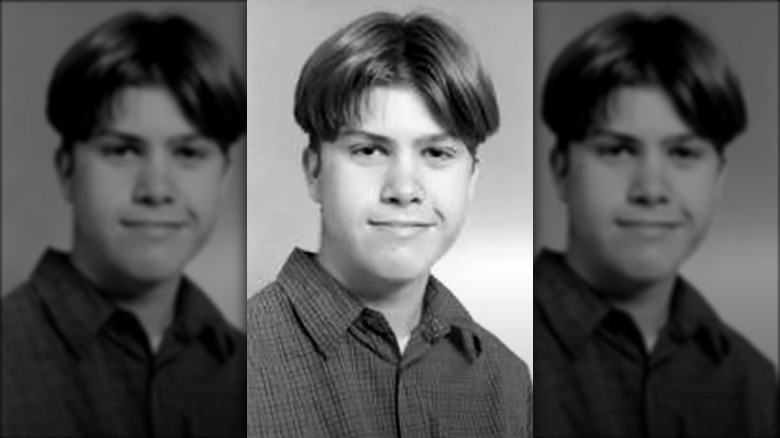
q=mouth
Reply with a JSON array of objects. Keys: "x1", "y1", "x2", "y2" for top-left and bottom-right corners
[
  {"x1": 121, "y1": 219, "x2": 188, "y2": 236},
  {"x1": 616, "y1": 219, "x2": 682, "y2": 236},
  {"x1": 616, "y1": 219, "x2": 681, "y2": 228},
  {"x1": 369, "y1": 219, "x2": 436, "y2": 227},
  {"x1": 368, "y1": 219, "x2": 436, "y2": 236}
]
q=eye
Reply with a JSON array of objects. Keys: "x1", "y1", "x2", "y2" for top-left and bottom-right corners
[
  {"x1": 174, "y1": 144, "x2": 211, "y2": 162},
  {"x1": 423, "y1": 146, "x2": 457, "y2": 161},
  {"x1": 422, "y1": 146, "x2": 459, "y2": 166},
  {"x1": 596, "y1": 143, "x2": 635, "y2": 158},
  {"x1": 349, "y1": 143, "x2": 389, "y2": 164},
  {"x1": 100, "y1": 143, "x2": 141, "y2": 159},
  {"x1": 351, "y1": 144, "x2": 386, "y2": 156},
  {"x1": 669, "y1": 144, "x2": 705, "y2": 163}
]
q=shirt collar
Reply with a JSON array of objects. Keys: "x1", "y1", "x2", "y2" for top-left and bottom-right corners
[
  {"x1": 535, "y1": 249, "x2": 611, "y2": 358},
  {"x1": 169, "y1": 276, "x2": 238, "y2": 362},
  {"x1": 665, "y1": 276, "x2": 730, "y2": 362},
  {"x1": 279, "y1": 248, "x2": 482, "y2": 360},
  {"x1": 535, "y1": 249, "x2": 730, "y2": 362},
  {"x1": 32, "y1": 248, "x2": 236, "y2": 361}
]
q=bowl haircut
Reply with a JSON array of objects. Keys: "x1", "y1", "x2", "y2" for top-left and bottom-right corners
[
  {"x1": 541, "y1": 11, "x2": 746, "y2": 164},
  {"x1": 294, "y1": 11, "x2": 499, "y2": 156},
  {"x1": 46, "y1": 11, "x2": 246, "y2": 158}
]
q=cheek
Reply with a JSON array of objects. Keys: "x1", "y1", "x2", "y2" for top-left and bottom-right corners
[
  {"x1": 71, "y1": 167, "x2": 131, "y2": 224},
  {"x1": 427, "y1": 168, "x2": 473, "y2": 220},
  {"x1": 567, "y1": 164, "x2": 624, "y2": 222},
  {"x1": 674, "y1": 171, "x2": 721, "y2": 223},
  {"x1": 319, "y1": 164, "x2": 378, "y2": 220},
  {"x1": 178, "y1": 168, "x2": 226, "y2": 220}
]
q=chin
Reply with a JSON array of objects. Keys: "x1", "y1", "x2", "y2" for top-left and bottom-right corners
[
  {"x1": 612, "y1": 257, "x2": 679, "y2": 288},
  {"x1": 365, "y1": 255, "x2": 432, "y2": 285},
  {"x1": 118, "y1": 256, "x2": 187, "y2": 285}
]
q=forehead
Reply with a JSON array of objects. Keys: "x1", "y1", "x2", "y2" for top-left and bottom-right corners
[
  {"x1": 103, "y1": 86, "x2": 196, "y2": 136},
  {"x1": 348, "y1": 86, "x2": 446, "y2": 138},
  {"x1": 597, "y1": 87, "x2": 692, "y2": 139}
]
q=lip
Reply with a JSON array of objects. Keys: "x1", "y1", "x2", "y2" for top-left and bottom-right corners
[
  {"x1": 121, "y1": 219, "x2": 188, "y2": 228},
  {"x1": 368, "y1": 219, "x2": 436, "y2": 237},
  {"x1": 121, "y1": 219, "x2": 188, "y2": 237},
  {"x1": 616, "y1": 219, "x2": 682, "y2": 238},
  {"x1": 616, "y1": 219, "x2": 682, "y2": 229},
  {"x1": 368, "y1": 219, "x2": 436, "y2": 228}
]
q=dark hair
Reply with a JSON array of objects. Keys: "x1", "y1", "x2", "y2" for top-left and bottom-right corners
[
  {"x1": 541, "y1": 11, "x2": 746, "y2": 153},
  {"x1": 294, "y1": 11, "x2": 499, "y2": 154},
  {"x1": 46, "y1": 11, "x2": 246, "y2": 153}
]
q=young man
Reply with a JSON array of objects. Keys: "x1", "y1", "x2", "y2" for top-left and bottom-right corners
[
  {"x1": 247, "y1": 11, "x2": 532, "y2": 437},
  {"x1": 1, "y1": 11, "x2": 246, "y2": 437},
  {"x1": 535, "y1": 10, "x2": 777, "y2": 437}
]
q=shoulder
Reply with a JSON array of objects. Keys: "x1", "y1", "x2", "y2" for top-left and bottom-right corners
[
  {"x1": 681, "y1": 281, "x2": 776, "y2": 382},
  {"x1": 469, "y1": 321, "x2": 532, "y2": 386},
  {"x1": 1, "y1": 282, "x2": 67, "y2": 434},
  {"x1": 714, "y1": 319, "x2": 778, "y2": 435},
  {"x1": 718, "y1": 320, "x2": 776, "y2": 382},
  {"x1": 467, "y1": 322, "x2": 533, "y2": 433},
  {"x1": 246, "y1": 280, "x2": 304, "y2": 358},
  {"x1": 2, "y1": 280, "x2": 51, "y2": 355},
  {"x1": 3, "y1": 279, "x2": 40, "y2": 317},
  {"x1": 247, "y1": 280, "x2": 294, "y2": 336}
]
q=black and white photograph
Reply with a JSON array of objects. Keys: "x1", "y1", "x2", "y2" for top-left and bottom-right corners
[
  {"x1": 1, "y1": 2, "x2": 246, "y2": 436},
  {"x1": 533, "y1": 2, "x2": 778, "y2": 437},
  {"x1": 246, "y1": 0, "x2": 533, "y2": 436}
]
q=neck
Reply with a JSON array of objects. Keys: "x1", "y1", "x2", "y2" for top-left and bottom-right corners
[
  {"x1": 360, "y1": 277, "x2": 427, "y2": 343},
  {"x1": 606, "y1": 277, "x2": 674, "y2": 352},
  {"x1": 112, "y1": 278, "x2": 180, "y2": 353},
  {"x1": 70, "y1": 248, "x2": 180, "y2": 353},
  {"x1": 564, "y1": 249, "x2": 675, "y2": 352},
  {"x1": 316, "y1": 253, "x2": 427, "y2": 342}
]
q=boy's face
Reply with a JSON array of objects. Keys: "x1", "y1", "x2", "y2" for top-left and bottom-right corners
[
  {"x1": 58, "y1": 87, "x2": 229, "y2": 292},
  {"x1": 305, "y1": 86, "x2": 477, "y2": 290},
  {"x1": 554, "y1": 86, "x2": 726, "y2": 293}
]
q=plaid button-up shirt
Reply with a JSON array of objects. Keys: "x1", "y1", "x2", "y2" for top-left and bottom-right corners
[
  {"x1": 247, "y1": 248, "x2": 532, "y2": 438},
  {"x1": 1, "y1": 249, "x2": 246, "y2": 437},
  {"x1": 534, "y1": 249, "x2": 778, "y2": 437}
]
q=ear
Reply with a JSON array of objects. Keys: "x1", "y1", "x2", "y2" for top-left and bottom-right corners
[
  {"x1": 550, "y1": 146, "x2": 569, "y2": 204},
  {"x1": 714, "y1": 154, "x2": 729, "y2": 204},
  {"x1": 215, "y1": 146, "x2": 234, "y2": 199},
  {"x1": 302, "y1": 147, "x2": 321, "y2": 203},
  {"x1": 468, "y1": 155, "x2": 480, "y2": 202},
  {"x1": 222, "y1": 144, "x2": 234, "y2": 175},
  {"x1": 55, "y1": 147, "x2": 74, "y2": 204}
]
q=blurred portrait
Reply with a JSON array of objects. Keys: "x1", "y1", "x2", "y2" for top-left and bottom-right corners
[
  {"x1": 534, "y1": 2, "x2": 778, "y2": 437},
  {"x1": 1, "y1": 3, "x2": 246, "y2": 437}
]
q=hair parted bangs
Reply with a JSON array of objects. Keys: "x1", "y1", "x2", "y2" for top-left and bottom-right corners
[
  {"x1": 294, "y1": 11, "x2": 499, "y2": 153},
  {"x1": 541, "y1": 11, "x2": 747, "y2": 152},
  {"x1": 46, "y1": 11, "x2": 246, "y2": 152}
]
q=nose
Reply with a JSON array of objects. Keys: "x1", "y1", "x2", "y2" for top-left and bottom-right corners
[
  {"x1": 380, "y1": 154, "x2": 424, "y2": 207},
  {"x1": 133, "y1": 152, "x2": 176, "y2": 207},
  {"x1": 628, "y1": 153, "x2": 670, "y2": 207}
]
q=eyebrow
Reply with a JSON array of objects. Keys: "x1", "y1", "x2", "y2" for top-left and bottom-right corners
[
  {"x1": 585, "y1": 129, "x2": 704, "y2": 146},
  {"x1": 338, "y1": 129, "x2": 459, "y2": 146},
  {"x1": 90, "y1": 129, "x2": 207, "y2": 145}
]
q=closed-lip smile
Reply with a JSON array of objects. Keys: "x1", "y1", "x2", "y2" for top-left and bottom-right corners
[
  {"x1": 368, "y1": 219, "x2": 435, "y2": 228},
  {"x1": 121, "y1": 219, "x2": 188, "y2": 238},
  {"x1": 616, "y1": 219, "x2": 681, "y2": 229},
  {"x1": 368, "y1": 219, "x2": 436, "y2": 237},
  {"x1": 121, "y1": 219, "x2": 187, "y2": 228}
]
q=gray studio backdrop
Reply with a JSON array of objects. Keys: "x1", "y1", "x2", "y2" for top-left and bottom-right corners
[
  {"x1": 1, "y1": 2, "x2": 247, "y2": 330},
  {"x1": 247, "y1": 0, "x2": 534, "y2": 370},
  {"x1": 534, "y1": 1, "x2": 779, "y2": 367}
]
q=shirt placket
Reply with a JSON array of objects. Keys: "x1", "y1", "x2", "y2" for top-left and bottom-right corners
[
  {"x1": 396, "y1": 333, "x2": 436, "y2": 438},
  {"x1": 356, "y1": 310, "x2": 435, "y2": 438}
]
